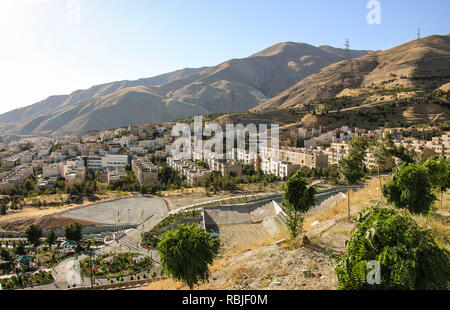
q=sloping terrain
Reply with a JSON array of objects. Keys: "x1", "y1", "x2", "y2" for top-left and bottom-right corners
[
  {"x1": 253, "y1": 34, "x2": 450, "y2": 111},
  {"x1": 0, "y1": 43, "x2": 370, "y2": 136},
  {"x1": 143, "y1": 179, "x2": 450, "y2": 290}
]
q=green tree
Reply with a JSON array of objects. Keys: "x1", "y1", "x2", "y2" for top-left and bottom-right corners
[
  {"x1": 424, "y1": 158, "x2": 450, "y2": 209},
  {"x1": 0, "y1": 202, "x2": 6, "y2": 215},
  {"x1": 15, "y1": 242, "x2": 26, "y2": 255},
  {"x1": 64, "y1": 223, "x2": 83, "y2": 244},
  {"x1": 336, "y1": 206, "x2": 450, "y2": 290},
  {"x1": 157, "y1": 224, "x2": 220, "y2": 289},
  {"x1": 383, "y1": 163, "x2": 436, "y2": 213},
  {"x1": 338, "y1": 136, "x2": 368, "y2": 221},
  {"x1": 0, "y1": 247, "x2": 11, "y2": 262},
  {"x1": 392, "y1": 145, "x2": 415, "y2": 164},
  {"x1": 25, "y1": 224, "x2": 43, "y2": 246},
  {"x1": 67, "y1": 183, "x2": 84, "y2": 202},
  {"x1": 24, "y1": 178, "x2": 35, "y2": 193},
  {"x1": 46, "y1": 229, "x2": 57, "y2": 246},
  {"x1": 371, "y1": 132, "x2": 395, "y2": 201},
  {"x1": 282, "y1": 170, "x2": 316, "y2": 238}
]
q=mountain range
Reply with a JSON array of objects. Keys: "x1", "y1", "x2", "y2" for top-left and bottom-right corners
[
  {"x1": 253, "y1": 34, "x2": 450, "y2": 111},
  {"x1": 0, "y1": 43, "x2": 372, "y2": 136}
]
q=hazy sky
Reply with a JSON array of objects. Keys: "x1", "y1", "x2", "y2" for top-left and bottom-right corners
[{"x1": 0, "y1": 0, "x2": 448, "y2": 114}]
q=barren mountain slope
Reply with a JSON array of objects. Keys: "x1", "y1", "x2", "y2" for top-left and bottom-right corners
[
  {"x1": 253, "y1": 34, "x2": 450, "y2": 111},
  {"x1": 0, "y1": 42, "x2": 371, "y2": 136}
]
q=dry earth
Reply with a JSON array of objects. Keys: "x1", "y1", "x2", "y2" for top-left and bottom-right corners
[{"x1": 143, "y1": 177, "x2": 449, "y2": 290}]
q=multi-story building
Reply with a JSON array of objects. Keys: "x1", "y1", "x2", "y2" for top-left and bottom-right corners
[
  {"x1": 131, "y1": 157, "x2": 158, "y2": 185},
  {"x1": 107, "y1": 166, "x2": 127, "y2": 183},
  {"x1": 86, "y1": 154, "x2": 128, "y2": 170},
  {"x1": 42, "y1": 163, "x2": 61, "y2": 178}
]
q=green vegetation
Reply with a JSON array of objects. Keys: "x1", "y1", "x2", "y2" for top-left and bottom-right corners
[
  {"x1": 0, "y1": 271, "x2": 53, "y2": 289},
  {"x1": 383, "y1": 163, "x2": 436, "y2": 214},
  {"x1": 295, "y1": 165, "x2": 339, "y2": 184},
  {"x1": 141, "y1": 210, "x2": 202, "y2": 246},
  {"x1": 46, "y1": 229, "x2": 57, "y2": 246},
  {"x1": 64, "y1": 223, "x2": 83, "y2": 245},
  {"x1": 338, "y1": 136, "x2": 369, "y2": 220},
  {"x1": 106, "y1": 170, "x2": 141, "y2": 192},
  {"x1": 25, "y1": 224, "x2": 43, "y2": 247},
  {"x1": 80, "y1": 252, "x2": 153, "y2": 277},
  {"x1": 370, "y1": 132, "x2": 396, "y2": 201},
  {"x1": 423, "y1": 158, "x2": 450, "y2": 209},
  {"x1": 282, "y1": 170, "x2": 316, "y2": 238},
  {"x1": 202, "y1": 171, "x2": 241, "y2": 193},
  {"x1": 158, "y1": 165, "x2": 183, "y2": 190},
  {"x1": 336, "y1": 206, "x2": 450, "y2": 290},
  {"x1": 158, "y1": 224, "x2": 220, "y2": 289}
]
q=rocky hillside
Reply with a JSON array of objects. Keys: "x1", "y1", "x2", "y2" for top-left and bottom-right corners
[
  {"x1": 253, "y1": 34, "x2": 450, "y2": 111},
  {"x1": 0, "y1": 43, "x2": 370, "y2": 136}
]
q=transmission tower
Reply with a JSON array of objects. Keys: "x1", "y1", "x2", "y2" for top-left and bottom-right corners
[{"x1": 344, "y1": 39, "x2": 351, "y2": 60}]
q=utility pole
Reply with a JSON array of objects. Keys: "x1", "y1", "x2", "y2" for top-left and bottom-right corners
[
  {"x1": 344, "y1": 39, "x2": 351, "y2": 60},
  {"x1": 88, "y1": 248, "x2": 94, "y2": 290}
]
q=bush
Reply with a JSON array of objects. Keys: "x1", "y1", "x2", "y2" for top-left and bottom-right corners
[{"x1": 335, "y1": 206, "x2": 450, "y2": 290}]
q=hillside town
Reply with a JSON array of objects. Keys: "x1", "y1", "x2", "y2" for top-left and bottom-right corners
[{"x1": 0, "y1": 123, "x2": 449, "y2": 192}]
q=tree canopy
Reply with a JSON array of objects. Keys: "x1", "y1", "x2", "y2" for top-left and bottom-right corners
[
  {"x1": 25, "y1": 224, "x2": 42, "y2": 246},
  {"x1": 157, "y1": 224, "x2": 220, "y2": 289},
  {"x1": 282, "y1": 170, "x2": 316, "y2": 238},
  {"x1": 424, "y1": 158, "x2": 450, "y2": 209},
  {"x1": 383, "y1": 163, "x2": 436, "y2": 213},
  {"x1": 336, "y1": 206, "x2": 450, "y2": 290},
  {"x1": 64, "y1": 223, "x2": 83, "y2": 243}
]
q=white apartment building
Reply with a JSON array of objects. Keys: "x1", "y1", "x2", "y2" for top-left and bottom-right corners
[
  {"x1": 42, "y1": 163, "x2": 61, "y2": 178},
  {"x1": 86, "y1": 154, "x2": 128, "y2": 170}
]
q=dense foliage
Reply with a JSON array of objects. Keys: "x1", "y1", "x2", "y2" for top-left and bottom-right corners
[
  {"x1": 383, "y1": 163, "x2": 436, "y2": 213},
  {"x1": 158, "y1": 224, "x2": 220, "y2": 289},
  {"x1": 64, "y1": 223, "x2": 83, "y2": 244},
  {"x1": 336, "y1": 206, "x2": 450, "y2": 290},
  {"x1": 25, "y1": 224, "x2": 43, "y2": 246},
  {"x1": 423, "y1": 158, "x2": 450, "y2": 209},
  {"x1": 282, "y1": 170, "x2": 316, "y2": 238}
]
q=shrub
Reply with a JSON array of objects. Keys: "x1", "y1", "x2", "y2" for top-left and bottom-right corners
[{"x1": 335, "y1": 206, "x2": 450, "y2": 290}]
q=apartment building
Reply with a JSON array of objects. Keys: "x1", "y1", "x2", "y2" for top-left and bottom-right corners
[
  {"x1": 107, "y1": 166, "x2": 127, "y2": 183},
  {"x1": 0, "y1": 166, "x2": 34, "y2": 191},
  {"x1": 167, "y1": 157, "x2": 211, "y2": 186},
  {"x1": 42, "y1": 163, "x2": 61, "y2": 178},
  {"x1": 131, "y1": 157, "x2": 158, "y2": 185},
  {"x1": 86, "y1": 154, "x2": 129, "y2": 170},
  {"x1": 208, "y1": 159, "x2": 243, "y2": 177}
]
